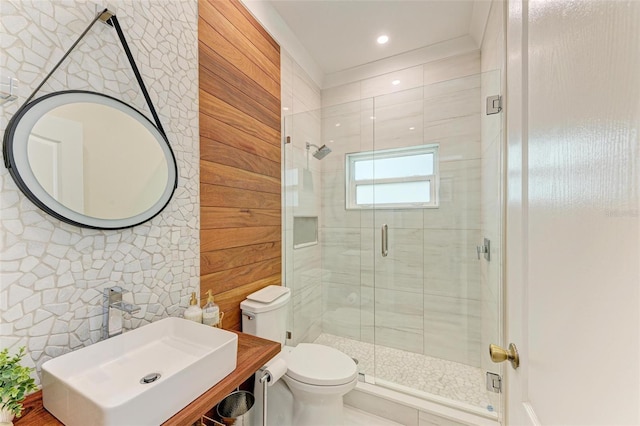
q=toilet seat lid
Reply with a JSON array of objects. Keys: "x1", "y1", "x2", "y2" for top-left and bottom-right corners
[
  {"x1": 246, "y1": 285, "x2": 290, "y2": 303},
  {"x1": 285, "y1": 343, "x2": 357, "y2": 386}
]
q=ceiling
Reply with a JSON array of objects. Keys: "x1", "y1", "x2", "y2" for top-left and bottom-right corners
[{"x1": 266, "y1": 0, "x2": 479, "y2": 75}]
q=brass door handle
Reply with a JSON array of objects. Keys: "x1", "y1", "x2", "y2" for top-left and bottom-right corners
[{"x1": 489, "y1": 343, "x2": 520, "y2": 369}]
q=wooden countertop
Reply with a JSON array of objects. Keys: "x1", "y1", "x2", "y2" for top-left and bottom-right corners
[{"x1": 15, "y1": 331, "x2": 280, "y2": 426}]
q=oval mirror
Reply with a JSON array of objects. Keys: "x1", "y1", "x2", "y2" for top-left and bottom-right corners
[{"x1": 3, "y1": 91, "x2": 177, "y2": 229}]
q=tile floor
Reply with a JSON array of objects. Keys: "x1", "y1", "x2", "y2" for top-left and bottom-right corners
[{"x1": 314, "y1": 333, "x2": 491, "y2": 410}]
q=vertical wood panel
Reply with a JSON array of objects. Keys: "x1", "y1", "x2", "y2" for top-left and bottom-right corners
[
  {"x1": 199, "y1": 42, "x2": 280, "y2": 117},
  {"x1": 208, "y1": 0, "x2": 280, "y2": 67},
  {"x1": 199, "y1": 14, "x2": 279, "y2": 99},
  {"x1": 200, "y1": 66, "x2": 280, "y2": 131},
  {"x1": 200, "y1": 113, "x2": 280, "y2": 163},
  {"x1": 200, "y1": 138, "x2": 280, "y2": 178},
  {"x1": 199, "y1": 0, "x2": 279, "y2": 83},
  {"x1": 200, "y1": 90, "x2": 280, "y2": 146},
  {"x1": 228, "y1": 0, "x2": 280, "y2": 51},
  {"x1": 199, "y1": 0, "x2": 281, "y2": 331},
  {"x1": 200, "y1": 184, "x2": 280, "y2": 209}
]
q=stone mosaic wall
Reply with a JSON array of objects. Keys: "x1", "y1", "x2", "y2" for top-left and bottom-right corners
[{"x1": 0, "y1": 0, "x2": 199, "y2": 384}]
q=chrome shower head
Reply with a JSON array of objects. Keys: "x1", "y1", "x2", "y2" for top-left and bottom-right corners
[
  {"x1": 306, "y1": 142, "x2": 332, "y2": 160},
  {"x1": 312, "y1": 145, "x2": 332, "y2": 159}
]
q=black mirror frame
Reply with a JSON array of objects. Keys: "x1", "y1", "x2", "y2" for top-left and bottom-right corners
[{"x1": 3, "y1": 90, "x2": 178, "y2": 230}]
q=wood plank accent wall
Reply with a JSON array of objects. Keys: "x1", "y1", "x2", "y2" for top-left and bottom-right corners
[{"x1": 199, "y1": 0, "x2": 281, "y2": 332}]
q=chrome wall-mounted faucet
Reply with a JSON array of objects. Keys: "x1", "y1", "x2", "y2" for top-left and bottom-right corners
[{"x1": 102, "y1": 286, "x2": 140, "y2": 340}]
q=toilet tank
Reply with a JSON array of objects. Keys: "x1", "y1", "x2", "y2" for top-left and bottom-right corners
[{"x1": 240, "y1": 285, "x2": 291, "y2": 345}]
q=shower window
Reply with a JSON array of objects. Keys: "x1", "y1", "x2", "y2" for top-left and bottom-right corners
[{"x1": 345, "y1": 144, "x2": 439, "y2": 209}]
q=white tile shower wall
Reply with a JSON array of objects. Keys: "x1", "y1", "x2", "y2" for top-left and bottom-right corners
[
  {"x1": 281, "y1": 51, "x2": 323, "y2": 345},
  {"x1": 320, "y1": 51, "x2": 483, "y2": 366},
  {"x1": 0, "y1": 0, "x2": 199, "y2": 384}
]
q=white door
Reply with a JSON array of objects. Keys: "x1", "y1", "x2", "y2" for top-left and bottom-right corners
[
  {"x1": 29, "y1": 113, "x2": 84, "y2": 213},
  {"x1": 505, "y1": 0, "x2": 640, "y2": 424}
]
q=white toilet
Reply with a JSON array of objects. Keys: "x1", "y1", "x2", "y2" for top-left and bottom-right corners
[{"x1": 241, "y1": 285, "x2": 358, "y2": 426}]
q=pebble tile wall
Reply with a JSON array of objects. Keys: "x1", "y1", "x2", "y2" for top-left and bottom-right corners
[{"x1": 0, "y1": 0, "x2": 199, "y2": 385}]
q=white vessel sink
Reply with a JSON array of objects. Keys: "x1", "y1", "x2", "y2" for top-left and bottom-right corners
[{"x1": 42, "y1": 317, "x2": 238, "y2": 425}]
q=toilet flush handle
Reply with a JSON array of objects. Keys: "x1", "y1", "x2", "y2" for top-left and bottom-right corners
[{"x1": 243, "y1": 312, "x2": 255, "y2": 320}]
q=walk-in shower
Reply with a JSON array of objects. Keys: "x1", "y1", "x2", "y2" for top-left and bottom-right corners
[{"x1": 283, "y1": 54, "x2": 504, "y2": 422}]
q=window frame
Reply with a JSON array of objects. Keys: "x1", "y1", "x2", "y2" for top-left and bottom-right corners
[{"x1": 345, "y1": 144, "x2": 439, "y2": 210}]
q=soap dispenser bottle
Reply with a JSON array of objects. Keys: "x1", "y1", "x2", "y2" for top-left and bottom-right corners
[
  {"x1": 184, "y1": 292, "x2": 203, "y2": 323},
  {"x1": 202, "y1": 289, "x2": 220, "y2": 327}
]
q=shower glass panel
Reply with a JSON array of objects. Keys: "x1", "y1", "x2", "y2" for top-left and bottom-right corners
[
  {"x1": 316, "y1": 97, "x2": 376, "y2": 372},
  {"x1": 283, "y1": 108, "x2": 324, "y2": 347},
  {"x1": 368, "y1": 70, "x2": 504, "y2": 418},
  {"x1": 282, "y1": 69, "x2": 503, "y2": 420}
]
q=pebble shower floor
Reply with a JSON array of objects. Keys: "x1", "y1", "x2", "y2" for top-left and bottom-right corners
[{"x1": 314, "y1": 334, "x2": 492, "y2": 411}]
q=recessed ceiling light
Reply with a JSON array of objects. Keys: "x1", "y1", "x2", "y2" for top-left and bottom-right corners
[
  {"x1": 329, "y1": 140, "x2": 334, "y2": 143},
  {"x1": 392, "y1": 80, "x2": 401, "y2": 86},
  {"x1": 377, "y1": 35, "x2": 389, "y2": 45},
  {"x1": 409, "y1": 127, "x2": 415, "y2": 130},
  {"x1": 335, "y1": 123, "x2": 341, "y2": 127}
]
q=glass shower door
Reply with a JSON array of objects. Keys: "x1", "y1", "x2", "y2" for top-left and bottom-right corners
[
  {"x1": 368, "y1": 85, "x2": 432, "y2": 394},
  {"x1": 283, "y1": 98, "x2": 378, "y2": 383},
  {"x1": 369, "y1": 70, "x2": 504, "y2": 418},
  {"x1": 283, "y1": 108, "x2": 324, "y2": 347},
  {"x1": 316, "y1": 97, "x2": 377, "y2": 378}
]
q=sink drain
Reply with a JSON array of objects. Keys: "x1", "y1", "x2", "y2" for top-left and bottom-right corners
[{"x1": 140, "y1": 373, "x2": 161, "y2": 384}]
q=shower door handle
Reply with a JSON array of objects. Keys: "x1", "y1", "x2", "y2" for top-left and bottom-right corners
[{"x1": 381, "y1": 224, "x2": 388, "y2": 257}]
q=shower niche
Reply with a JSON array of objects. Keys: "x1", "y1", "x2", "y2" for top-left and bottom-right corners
[{"x1": 293, "y1": 216, "x2": 318, "y2": 249}]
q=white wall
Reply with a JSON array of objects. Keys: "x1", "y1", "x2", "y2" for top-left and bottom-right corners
[{"x1": 0, "y1": 0, "x2": 199, "y2": 385}]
